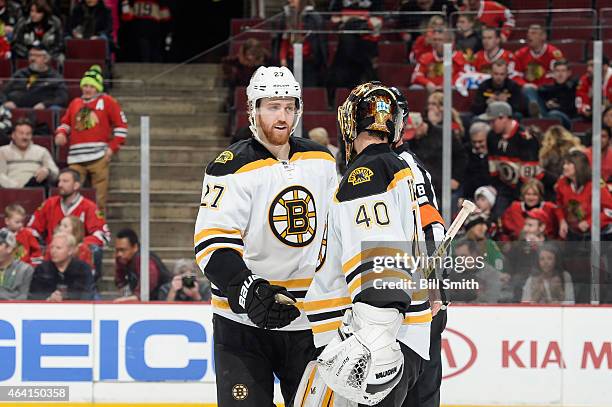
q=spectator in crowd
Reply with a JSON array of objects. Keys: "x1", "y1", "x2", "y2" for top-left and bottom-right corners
[
  {"x1": 411, "y1": 28, "x2": 467, "y2": 93},
  {"x1": 513, "y1": 25, "x2": 564, "y2": 115},
  {"x1": 0, "y1": 18, "x2": 11, "y2": 59},
  {"x1": 222, "y1": 38, "x2": 271, "y2": 93},
  {"x1": 28, "y1": 168, "x2": 111, "y2": 249},
  {"x1": 472, "y1": 59, "x2": 521, "y2": 117},
  {"x1": 454, "y1": 13, "x2": 481, "y2": 63},
  {"x1": 278, "y1": 0, "x2": 327, "y2": 87},
  {"x1": 3, "y1": 204, "x2": 41, "y2": 265},
  {"x1": 0, "y1": 0, "x2": 24, "y2": 38},
  {"x1": 12, "y1": 0, "x2": 63, "y2": 60},
  {"x1": 534, "y1": 60, "x2": 577, "y2": 129},
  {"x1": 158, "y1": 258, "x2": 211, "y2": 302},
  {"x1": 55, "y1": 65, "x2": 127, "y2": 214},
  {"x1": 0, "y1": 105, "x2": 11, "y2": 146},
  {"x1": 0, "y1": 228, "x2": 34, "y2": 300},
  {"x1": 556, "y1": 150, "x2": 612, "y2": 241},
  {"x1": 471, "y1": 27, "x2": 514, "y2": 75},
  {"x1": 67, "y1": 0, "x2": 113, "y2": 41},
  {"x1": 463, "y1": 121, "x2": 492, "y2": 199},
  {"x1": 427, "y1": 91, "x2": 464, "y2": 140},
  {"x1": 585, "y1": 126, "x2": 612, "y2": 184},
  {"x1": 0, "y1": 117, "x2": 58, "y2": 191},
  {"x1": 461, "y1": 0, "x2": 514, "y2": 43},
  {"x1": 501, "y1": 179, "x2": 558, "y2": 241},
  {"x1": 114, "y1": 228, "x2": 168, "y2": 302},
  {"x1": 406, "y1": 111, "x2": 467, "y2": 200},
  {"x1": 408, "y1": 15, "x2": 445, "y2": 64},
  {"x1": 522, "y1": 208, "x2": 552, "y2": 240},
  {"x1": 539, "y1": 124, "x2": 583, "y2": 198},
  {"x1": 398, "y1": 0, "x2": 455, "y2": 53},
  {"x1": 327, "y1": 0, "x2": 381, "y2": 91},
  {"x1": 308, "y1": 127, "x2": 338, "y2": 159},
  {"x1": 604, "y1": 105, "x2": 612, "y2": 129},
  {"x1": 120, "y1": 0, "x2": 171, "y2": 62},
  {"x1": 2, "y1": 43, "x2": 68, "y2": 109},
  {"x1": 462, "y1": 213, "x2": 504, "y2": 272},
  {"x1": 452, "y1": 238, "x2": 512, "y2": 303},
  {"x1": 576, "y1": 57, "x2": 612, "y2": 120},
  {"x1": 29, "y1": 232, "x2": 94, "y2": 300},
  {"x1": 481, "y1": 101, "x2": 541, "y2": 217},
  {"x1": 521, "y1": 243, "x2": 574, "y2": 304},
  {"x1": 474, "y1": 185, "x2": 496, "y2": 220},
  {"x1": 47, "y1": 216, "x2": 94, "y2": 273}
]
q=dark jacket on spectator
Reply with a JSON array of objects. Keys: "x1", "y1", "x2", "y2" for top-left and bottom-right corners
[
  {"x1": 0, "y1": 0, "x2": 23, "y2": 30},
  {"x1": 463, "y1": 147, "x2": 492, "y2": 199},
  {"x1": 472, "y1": 77, "x2": 522, "y2": 116},
  {"x1": 538, "y1": 79, "x2": 577, "y2": 117},
  {"x1": 157, "y1": 278, "x2": 211, "y2": 302},
  {"x1": 3, "y1": 66, "x2": 68, "y2": 108},
  {"x1": 67, "y1": 0, "x2": 113, "y2": 40},
  {"x1": 114, "y1": 250, "x2": 167, "y2": 300},
  {"x1": 12, "y1": 14, "x2": 64, "y2": 58},
  {"x1": 408, "y1": 123, "x2": 468, "y2": 198},
  {"x1": 28, "y1": 258, "x2": 94, "y2": 300}
]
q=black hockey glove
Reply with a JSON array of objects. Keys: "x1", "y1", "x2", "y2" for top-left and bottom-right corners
[{"x1": 227, "y1": 270, "x2": 300, "y2": 329}]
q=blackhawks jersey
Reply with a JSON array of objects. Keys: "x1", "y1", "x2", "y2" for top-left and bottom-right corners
[
  {"x1": 56, "y1": 94, "x2": 128, "y2": 164},
  {"x1": 471, "y1": 48, "x2": 515, "y2": 75},
  {"x1": 575, "y1": 67, "x2": 612, "y2": 115},
  {"x1": 411, "y1": 50, "x2": 467, "y2": 88},
  {"x1": 513, "y1": 44, "x2": 564, "y2": 87},
  {"x1": 194, "y1": 137, "x2": 337, "y2": 331},
  {"x1": 28, "y1": 194, "x2": 111, "y2": 247},
  {"x1": 304, "y1": 143, "x2": 431, "y2": 360}
]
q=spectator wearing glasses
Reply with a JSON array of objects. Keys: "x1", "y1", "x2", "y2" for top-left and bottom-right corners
[{"x1": 158, "y1": 258, "x2": 211, "y2": 302}]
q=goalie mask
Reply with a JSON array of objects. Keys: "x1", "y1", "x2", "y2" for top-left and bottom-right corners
[
  {"x1": 338, "y1": 82, "x2": 406, "y2": 164},
  {"x1": 246, "y1": 66, "x2": 303, "y2": 142}
]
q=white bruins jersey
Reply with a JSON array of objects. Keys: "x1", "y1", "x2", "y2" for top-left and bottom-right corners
[
  {"x1": 194, "y1": 136, "x2": 338, "y2": 331},
  {"x1": 305, "y1": 143, "x2": 432, "y2": 360}
]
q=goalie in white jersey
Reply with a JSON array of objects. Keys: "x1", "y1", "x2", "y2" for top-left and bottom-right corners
[
  {"x1": 297, "y1": 82, "x2": 432, "y2": 406},
  {"x1": 194, "y1": 66, "x2": 337, "y2": 406}
]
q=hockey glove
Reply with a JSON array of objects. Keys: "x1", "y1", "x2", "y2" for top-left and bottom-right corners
[{"x1": 227, "y1": 270, "x2": 300, "y2": 329}]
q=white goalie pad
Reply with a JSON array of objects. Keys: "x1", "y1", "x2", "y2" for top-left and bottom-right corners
[
  {"x1": 293, "y1": 361, "x2": 357, "y2": 407},
  {"x1": 315, "y1": 303, "x2": 405, "y2": 406}
]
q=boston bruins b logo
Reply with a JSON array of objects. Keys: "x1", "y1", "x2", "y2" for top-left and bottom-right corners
[{"x1": 269, "y1": 186, "x2": 316, "y2": 247}]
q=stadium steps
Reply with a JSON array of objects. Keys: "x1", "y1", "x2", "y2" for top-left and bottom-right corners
[{"x1": 100, "y1": 63, "x2": 229, "y2": 299}]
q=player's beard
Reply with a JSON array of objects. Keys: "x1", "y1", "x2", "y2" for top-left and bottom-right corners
[{"x1": 260, "y1": 120, "x2": 292, "y2": 146}]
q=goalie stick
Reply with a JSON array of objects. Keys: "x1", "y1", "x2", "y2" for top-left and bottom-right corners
[{"x1": 292, "y1": 200, "x2": 477, "y2": 407}]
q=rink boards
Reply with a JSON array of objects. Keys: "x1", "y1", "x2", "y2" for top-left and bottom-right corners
[{"x1": 0, "y1": 302, "x2": 609, "y2": 406}]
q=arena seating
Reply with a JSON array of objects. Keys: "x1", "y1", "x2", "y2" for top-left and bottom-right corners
[{"x1": 0, "y1": 188, "x2": 45, "y2": 216}]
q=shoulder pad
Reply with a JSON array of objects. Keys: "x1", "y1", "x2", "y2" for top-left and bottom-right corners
[
  {"x1": 206, "y1": 138, "x2": 272, "y2": 176},
  {"x1": 336, "y1": 151, "x2": 411, "y2": 202},
  {"x1": 290, "y1": 136, "x2": 335, "y2": 156}
]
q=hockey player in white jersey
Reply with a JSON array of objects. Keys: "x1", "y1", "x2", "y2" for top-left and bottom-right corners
[
  {"x1": 194, "y1": 66, "x2": 338, "y2": 406},
  {"x1": 296, "y1": 82, "x2": 432, "y2": 406}
]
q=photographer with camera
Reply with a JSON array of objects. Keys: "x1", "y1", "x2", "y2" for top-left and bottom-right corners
[{"x1": 159, "y1": 259, "x2": 211, "y2": 302}]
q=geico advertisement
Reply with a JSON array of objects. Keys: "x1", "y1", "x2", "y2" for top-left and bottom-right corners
[
  {"x1": 0, "y1": 303, "x2": 214, "y2": 384},
  {"x1": 440, "y1": 306, "x2": 612, "y2": 407}
]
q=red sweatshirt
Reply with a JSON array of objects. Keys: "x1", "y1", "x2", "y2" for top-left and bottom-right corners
[
  {"x1": 56, "y1": 93, "x2": 128, "y2": 164},
  {"x1": 472, "y1": 48, "x2": 515, "y2": 75},
  {"x1": 14, "y1": 227, "x2": 42, "y2": 265},
  {"x1": 575, "y1": 68, "x2": 612, "y2": 116},
  {"x1": 554, "y1": 176, "x2": 612, "y2": 234},
  {"x1": 501, "y1": 200, "x2": 558, "y2": 240}
]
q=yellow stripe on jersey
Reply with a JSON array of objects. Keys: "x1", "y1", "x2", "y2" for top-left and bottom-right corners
[
  {"x1": 269, "y1": 277, "x2": 313, "y2": 289},
  {"x1": 290, "y1": 151, "x2": 336, "y2": 163},
  {"x1": 196, "y1": 246, "x2": 244, "y2": 264},
  {"x1": 236, "y1": 158, "x2": 278, "y2": 174},
  {"x1": 312, "y1": 320, "x2": 342, "y2": 334},
  {"x1": 194, "y1": 228, "x2": 241, "y2": 244},
  {"x1": 322, "y1": 387, "x2": 334, "y2": 406},
  {"x1": 342, "y1": 247, "x2": 409, "y2": 275},
  {"x1": 299, "y1": 367, "x2": 317, "y2": 407},
  {"x1": 303, "y1": 297, "x2": 351, "y2": 312},
  {"x1": 404, "y1": 312, "x2": 433, "y2": 324},
  {"x1": 347, "y1": 269, "x2": 412, "y2": 295},
  {"x1": 387, "y1": 168, "x2": 414, "y2": 191}
]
